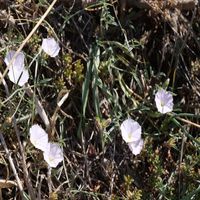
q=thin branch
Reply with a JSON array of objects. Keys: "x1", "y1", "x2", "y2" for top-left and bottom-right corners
[
  {"x1": 0, "y1": 132, "x2": 24, "y2": 198},
  {"x1": 13, "y1": 118, "x2": 36, "y2": 199},
  {"x1": 47, "y1": 166, "x2": 52, "y2": 194},
  {"x1": 176, "y1": 116, "x2": 200, "y2": 129}
]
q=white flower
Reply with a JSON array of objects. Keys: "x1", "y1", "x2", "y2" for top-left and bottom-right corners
[
  {"x1": 120, "y1": 118, "x2": 144, "y2": 155},
  {"x1": 120, "y1": 118, "x2": 142, "y2": 143},
  {"x1": 155, "y1": 89, "x2": 173, "y2": 114},
  {"x1": 41, "y1": 38, "x2": 60, "y2": 57},
  {"x1": 43, "y1": 143, "x2": 63, "y2": 168},
  {"x1": 4, "y1": 50, "x2": 29, "y2": 86},
  {"x1": 128, "y1": 138, "x2": 144, "y2": 155},
  {"x1": 29, "y1": 124, "x2": 49, "y2": 152},
  {"x1": 4, "y1": 50, "x2": 24, "y2": 69}
]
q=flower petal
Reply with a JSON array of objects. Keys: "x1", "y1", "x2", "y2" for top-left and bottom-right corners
[
  {"x1": 128, "y1": 138, "x2": 144, "y2": 155},
  {"x1": 4, "y1": 51, "x2": 25, "y2": 70},
  {"x1": 43, "y1": 143, "x2": 63, "y2": 168},
  {"x1": 120, "y1": 118, "x2": 142, "y2": 143},
  {"x1": 155, "y1": 89, "x2": 173, "y2": 114},
  {"x1": 8, "y1": 68, "x2": 29, "y2": 86},
  {"x1": 29, "y1": 124, "x2": 49, "y2": 152},
  {"x1": 41, "y1": 38, "x2": 60, "y2": 57},
  {"x1": 4, "y1": 50, "x2": 29, "y2": 86}
]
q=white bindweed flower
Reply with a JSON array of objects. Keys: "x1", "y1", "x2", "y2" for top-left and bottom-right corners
[
  {"x1": 43, "y1": 142, "x2": 63, "y2": 168},
  {"x1": 128, "y1": 138, "x2": 144, "y2": 155},
  {"x1": 41, "y1": 38, "x2": 60, "y2": 57},
  {"x1": 4, "y1": 50, "x2": 29, "y2": 86},
  {"x1": 155, "y1": 89, "x2": 173, "y2": 114},
  {"x1": 29, "y1": 124, "x2": 49, "y2": 152},
  {"x1": 120, "y1": 118, "x2": 142, "y2": 143}
]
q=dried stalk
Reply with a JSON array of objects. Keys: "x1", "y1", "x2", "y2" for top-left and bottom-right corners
[
  {"x1": 176, "y1": 116, "x2": 200, "y2": 129},
  {"x1": 0, "y1": 132, "x2": 24, "y2": 198}
]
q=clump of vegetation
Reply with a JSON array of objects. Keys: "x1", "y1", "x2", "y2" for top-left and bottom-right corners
[{"x1": 0, "y1": 0, "x2": 199, "y2": 199}]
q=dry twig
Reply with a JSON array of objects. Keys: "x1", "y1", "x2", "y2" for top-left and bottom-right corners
[{"x1": 0, "y1": 132, "x2": 24, "y2": 198}]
